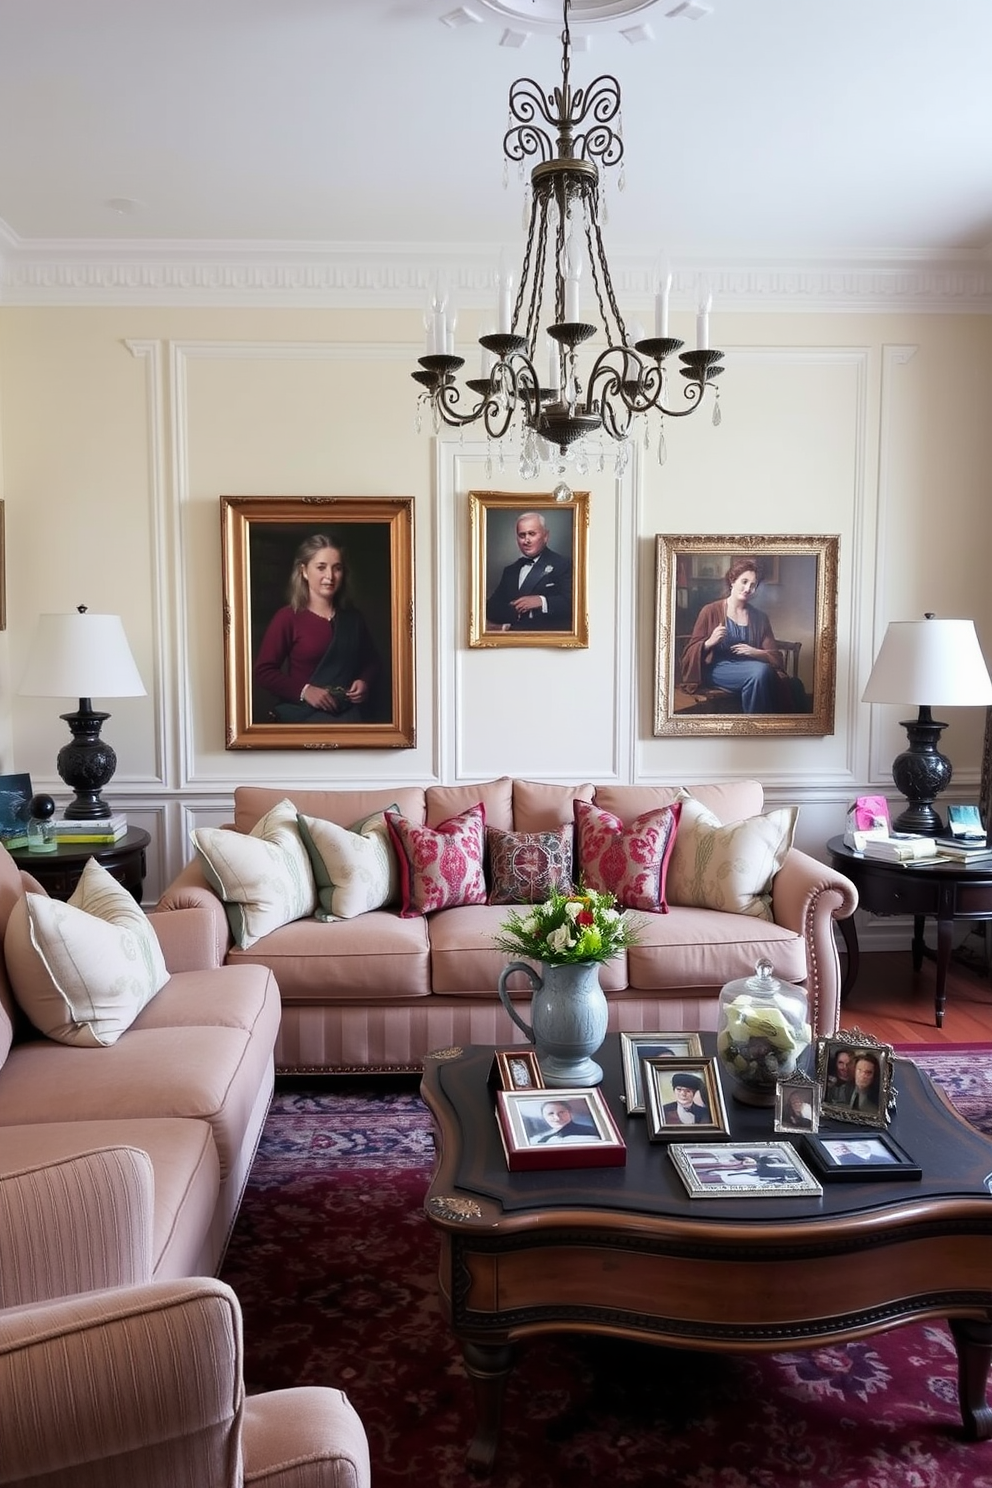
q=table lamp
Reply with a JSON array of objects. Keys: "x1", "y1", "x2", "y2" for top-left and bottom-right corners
[
  {"x1": 862, "y1": 613, "x2": 992, "y2": 834},
  {"x1": 19, "y1": 606, "x2": 146, "y2": 819}
]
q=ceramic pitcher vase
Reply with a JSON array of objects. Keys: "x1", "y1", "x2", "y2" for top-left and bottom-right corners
[{"x1": 496, "y1": 960, "x2": 609, "y2": 1087}]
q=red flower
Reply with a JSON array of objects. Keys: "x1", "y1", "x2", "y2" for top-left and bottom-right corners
[{"x1": 576, "y1": 909, "x2": 594, "y2": 926}]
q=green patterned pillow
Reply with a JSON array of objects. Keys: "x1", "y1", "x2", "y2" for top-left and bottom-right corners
[
  {"x1": 191, "y1": 798, "x2": 316, "y2": 949},
  {"x1": 666, "y1": 794, "x2": 798, "y2": 920},
  {"x1": 297, "y1": 807, "x2": 398, "y2": 920}
]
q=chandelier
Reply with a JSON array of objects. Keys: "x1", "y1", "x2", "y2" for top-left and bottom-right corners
[{"x1": 413, "y1": 0, "x2": 723, "y2": 495}]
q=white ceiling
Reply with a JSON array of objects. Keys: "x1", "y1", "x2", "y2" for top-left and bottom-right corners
[{"x1": 1, "y1": 0, "x2": 991, "y2": 300}]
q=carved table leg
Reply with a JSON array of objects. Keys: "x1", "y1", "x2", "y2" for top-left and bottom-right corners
[
  {"x1": 461, "y1": 1341, "x2": 513, "y2": 1472},
  {"x1": 950, "y1": 1317, "x2": 992, "y2": 1440},
  {"x1": 934, "y1": 914, "x2": 954, "y2": 1028},
  {"x1": 912, "y1": 914, "x2": 926, "y2": 973},
  {"x1": 837, "y1": 912, "x2": 859, "y2": 1001}
]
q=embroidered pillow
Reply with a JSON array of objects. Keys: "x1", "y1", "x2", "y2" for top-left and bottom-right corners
[
  {"x1": 385, "y1": 803, "x2": 487, "y2": 917},
  {"x1": 573, "y1": 799, "x2": 681, "y2": 913},
  {"x1": 666, "y1": 794, "x2": 798, "y2": 920},
  {"x1": 297, "y1": 807, "x2": 398, "y2": 921},
  {"x1": 191, "y1": 798, "x2": 316, "y2": 949},
  {"x1": 487, "y1": 825, "x2": 573, "y2": 906},
  {"x1": 4, "y1": 860, "x2": 170, "y2": 1047}
]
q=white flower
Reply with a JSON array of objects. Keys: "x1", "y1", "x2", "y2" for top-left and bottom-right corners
[
  {"x1": 564, "y1": 900, "x2": 583, "y2": 921},
  {"x1": 519, "y1": 915, "x2": 539, "y2": 937},
  {"x1": 601, "y1": 907, "x2": 620, "y2": 925},
  {"x1": 547, "y1": 924, "x2": 575, "y2": 954}
]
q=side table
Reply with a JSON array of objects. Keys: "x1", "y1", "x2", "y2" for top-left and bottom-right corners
[
  {"x1": 827, "y1": 835, "x2": 992, "y2": 1027},
  {"x1": 9, "y1": 828, "x2": 151, "y2": 904}
]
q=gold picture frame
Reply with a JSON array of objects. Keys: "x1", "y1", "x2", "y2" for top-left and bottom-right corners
[
  {"x1": 654, "y1": 533, "x2": 839, "y2": 737},
  {"x1": 221, "y1": 496, "x2": 416, "y2": 750},
  {"x1": 469, "y1": 490, "x2": 589, "y2": 648}
]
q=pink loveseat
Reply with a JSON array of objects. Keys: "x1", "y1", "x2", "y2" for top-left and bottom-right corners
[{"x1": 156, "y1": 778, "x2": 859, "y2": 1073}]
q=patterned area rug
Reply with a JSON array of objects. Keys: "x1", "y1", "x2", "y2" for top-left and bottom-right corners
[{"x1": 221, "y1": 1052, "x2": 992, "y2": 1488}]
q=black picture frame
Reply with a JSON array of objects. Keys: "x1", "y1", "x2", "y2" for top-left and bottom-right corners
[{"x1": 802, "y1": 1131, "x2": 921, "y2": 1182}]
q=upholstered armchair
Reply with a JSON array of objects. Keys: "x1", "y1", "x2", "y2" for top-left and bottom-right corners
[{"x1": 0, "y1": 1148, "x2": 370, "y2": 1488}]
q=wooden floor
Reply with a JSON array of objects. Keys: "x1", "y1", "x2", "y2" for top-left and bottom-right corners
[{"x1": 839, "y1": 935, "x2": 992, "y2": 1045}]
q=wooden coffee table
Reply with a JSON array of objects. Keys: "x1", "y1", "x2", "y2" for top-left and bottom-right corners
[{"x1": 422, "y1": 1038, "x2": 992, "y2": 1471}]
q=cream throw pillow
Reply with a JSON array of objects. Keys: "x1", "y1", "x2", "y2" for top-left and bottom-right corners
[
  {"x1": 297, "y1": 807, "x2": 398, "y2": 921},
  {"x1": 666, "y1": 794, "x2": 798, "y2": 920},
  {"x1": 4, "y1": 859, "x2": 170, "y2": 1047},
  {"x1": 191, "y1": 798, "x2": 316, "y2": 949}
]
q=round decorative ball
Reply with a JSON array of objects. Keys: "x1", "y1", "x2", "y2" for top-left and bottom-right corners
[{"x1": 28, "y1": 794, "x2": 56, "y2": 821}]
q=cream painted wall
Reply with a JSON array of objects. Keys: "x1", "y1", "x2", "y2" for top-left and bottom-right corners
[{"x1": 0, "y1": 304, "x2": 990, "y2": 932}]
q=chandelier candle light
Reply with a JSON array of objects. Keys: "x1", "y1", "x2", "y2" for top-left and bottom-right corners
[{"x1": 413, "y1": 0, "x2": 723, "y2": 498}]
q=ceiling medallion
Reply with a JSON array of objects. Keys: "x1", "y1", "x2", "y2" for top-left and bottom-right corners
[{"x1": 414, "y1": 0, "x2": 723, "y2": 496}]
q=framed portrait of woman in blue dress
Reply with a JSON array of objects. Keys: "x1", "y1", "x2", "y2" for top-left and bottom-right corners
[{"x1": 653, "y1": 533, "x2": 839, "y2": 738}]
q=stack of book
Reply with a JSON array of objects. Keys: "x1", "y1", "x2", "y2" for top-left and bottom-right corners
[
  {"x1": 55, "y1": 814, "x2": 127, "y2": 845},
  {"x1": 862, "y1": 834, "x2": 938, "y2": 863},
  {"x1": 933, "y1": 836, "x2": 992, "y2": 862}
]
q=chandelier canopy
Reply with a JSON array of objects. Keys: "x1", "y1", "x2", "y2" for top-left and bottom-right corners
[{"x1": 413, "y1": 0, "x2": 723, "y2": 493}]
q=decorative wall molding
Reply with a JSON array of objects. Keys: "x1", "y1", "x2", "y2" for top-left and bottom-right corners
[{"x1": 2, "y1": 244, "x2": 991, "y2": 311}]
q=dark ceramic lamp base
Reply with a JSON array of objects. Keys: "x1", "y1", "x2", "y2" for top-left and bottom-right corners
[
  {"x1": 890, "y1": 707, "x2": 952, "y2": 835},
  {"x1": 56, "y1": 702, "x2": 117, "y2": 819}
]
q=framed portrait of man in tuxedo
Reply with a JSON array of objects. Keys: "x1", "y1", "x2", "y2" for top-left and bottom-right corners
[{"x1": 468, "y1": 491, "x2": 589, "y2": 649}]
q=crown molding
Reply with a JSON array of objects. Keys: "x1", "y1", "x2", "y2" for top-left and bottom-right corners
[{"x1": 1, "y1": 238, "x2": 990, "y2": 311}]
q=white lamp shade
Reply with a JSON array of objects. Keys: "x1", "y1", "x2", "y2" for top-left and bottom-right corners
[
  {"x1": 862, "y1": 618, "x2": 992, "y2": 708},
  {"x1": 19, "y1": 612, "x2": 146, "y2": 700}
]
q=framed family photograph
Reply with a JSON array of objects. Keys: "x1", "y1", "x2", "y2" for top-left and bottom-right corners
[
  {"x1": 653, "y1": 533, "x2": 839, "y2": 737},
  {"x1": 642, "y1": 1057, "x2": 730, "y2": 1142},
  {"x1": 619, "y1": 1031, "x2": 704, "y2": 1115},
  {"x1": 815, "y1": 1029, "x2": 895, "y2": 1129},
  {"x1": 495, "y1": 1087, "x2": 626, "y2": 1171},
  {"x1": 669, "y1": 1141, "x2": 822, "y2": 1199},
  {"x1": 220, "y1": 496, "x2": 415, "y2": 751},
  {"x1": 469, "y1": 490, "x2": 589, "y2": 649},
  {"x1": 774, "y1": 1075, "x2": 821, "y2": 1134},
  {"x1": 802, "y1": 1131, "x2": 921, "y2": 1182}
]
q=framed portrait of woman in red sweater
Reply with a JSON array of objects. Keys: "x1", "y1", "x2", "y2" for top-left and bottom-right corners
[
  {"x1": 653, "y1": 533, "x2": 838, "y2": 738},
  {"x1": 221, "y1": 495, "x2": 415, "y2": 750}
]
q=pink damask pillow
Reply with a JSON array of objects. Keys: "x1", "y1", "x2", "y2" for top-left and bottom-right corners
[
  {"x1": 487, "y1": 825, "x2": 573, "y2": 906},
  {"x1": 385, "y1": 803, "x2": 488, "y2": 917},
  {"x1": 574, "y1": 798, "x2": 682, "y2": 913}
]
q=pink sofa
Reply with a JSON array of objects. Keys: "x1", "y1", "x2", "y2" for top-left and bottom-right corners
[
  {"x1": 0, "y1": 842, "x2": 278, "y2": 1279},
  {"x1": 156, "y1": 778, "x2": 859, "y2": 1072}
]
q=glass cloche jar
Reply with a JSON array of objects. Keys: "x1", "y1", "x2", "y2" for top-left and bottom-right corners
[{"x1": 716, "y1": 959, "x2": 811, "y2": 1107}]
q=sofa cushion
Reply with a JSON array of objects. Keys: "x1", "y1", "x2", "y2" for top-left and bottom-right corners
[
  {"x1": 191, "y1": 798, "x2": 316, "y2": 949},
  {"x1": 487, "y1": 825, "x2": 573, "y2": 906},
  {"x1": 386, "y1": 804, "x2": 488, "y2": 917},
  {"x1": 226, "y1": 912, "x2": 431, "y2": 1002},
  {"x1": 512, "y1": 780, "x2": 595, "y2": 833},
  {"x1": 4, "y1": 862, "x2": 170, "y2": 1047},
  {"x1": 574, "y1": 798, "x2": 681, "y2": 913},
  {"x1": 426, "y1": 778, "x2": 513, "y2": 831},
  {"x1": 667, "y1": 796, "x2": 799, "y2": 920},
  {"x1": 233, "y1": 786, "x2": 426, "y2": 834},
  {"x1": 298, "y1": 807, "x2": 398, "y2": 921},
  {"x1": 593, "y1": 781, "x2": 764, "y2": 825},
  {"x1": 0, "y1": 1118, "x2": 219, "y2": 1282},
  {"x1": 0, "y1": 844, "x2": 27, "y2": 1068},
  {"x1": 429, "y1": 903, "x2": 628, "y2": 995},
  {"x1": 625, "y1": 905, "x2": 807, "y2": 990}
]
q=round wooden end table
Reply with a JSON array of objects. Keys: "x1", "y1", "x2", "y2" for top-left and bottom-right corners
[
  {"x1": 8, "y1": 827, "x2": 151, "y2": 904},
  {"x1": 827, "y1": 834, "x2": 992, "y2": 1027}
]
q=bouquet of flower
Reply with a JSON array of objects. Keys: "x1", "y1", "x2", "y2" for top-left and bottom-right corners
[{"x1": 493, "y1": 887, "x2": 640, "y2": 967}]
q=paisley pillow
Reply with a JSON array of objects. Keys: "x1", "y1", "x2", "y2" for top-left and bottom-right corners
[
  {"x1": 573, "y1": 798, "x2": 681, "y2": 913},
  {"x1": 385, "y1": 803, "x2": 487, "y2": 917},
  {"x1": 487, "y1": 825, "x2": 573, "y2": 905}
]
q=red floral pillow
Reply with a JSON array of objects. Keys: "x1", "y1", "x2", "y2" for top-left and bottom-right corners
[
  {"x1": 487, "y1": 826, "x2": 573, "y2": 906},
  {"x1": 385, "y1": 804, "x2": 488, "y2": 917},
  {"x1": 574, "y1": 798, "x2": 682, "y2": 913}
]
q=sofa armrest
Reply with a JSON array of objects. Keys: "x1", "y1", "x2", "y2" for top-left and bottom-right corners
[
  {"x1": 147, "y1": 904, "x2": 229, "y2": 971},
  {"x1": 154, "y1": 856, "x2": 234, "y2": 963},
  {"x1": 772, "y1": 848, "x2": 859, "y2": 1039},
  {"x1": 0, "y1": 1148, "x2": 153, "y2": 1309},
  {"x1": 244, "y1": 1387, "x2": 371, "y2": 1488},
  {"x1": 0, "y1": 1277, "x2": 244, "y2": 1485}
]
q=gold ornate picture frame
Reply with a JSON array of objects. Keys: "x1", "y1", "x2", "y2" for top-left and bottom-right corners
[
  {"x1": 653, "y1": 533, "x2": 839, "y2": 737},
  {"x1": 469, "y1": 490, "x2": 589, "y2": 648},
  {"x1": 221, "y1": 495, "x2": 415, "y2": 750}
]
